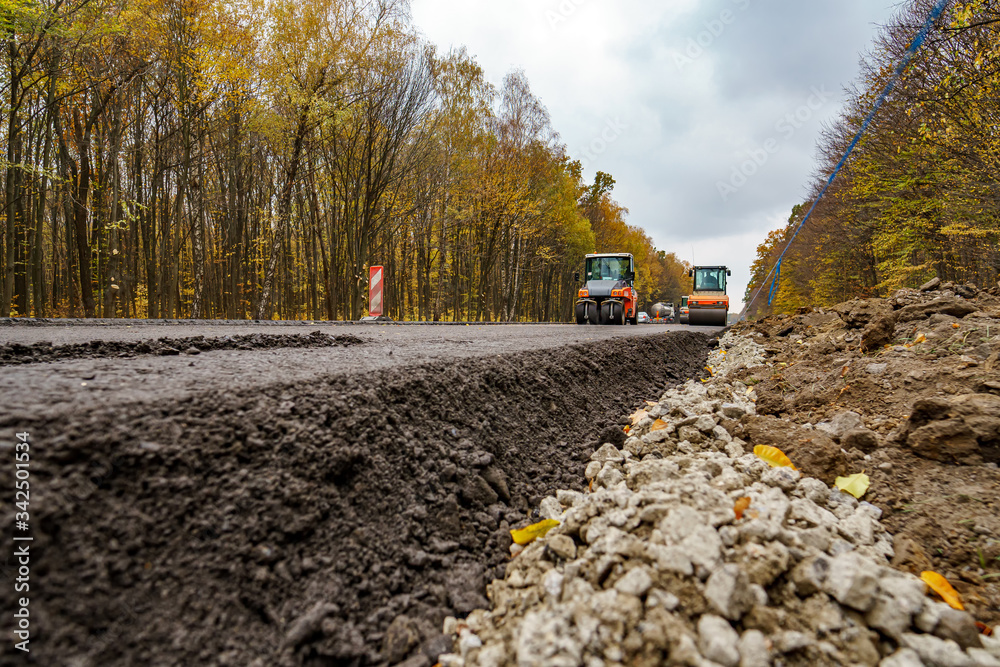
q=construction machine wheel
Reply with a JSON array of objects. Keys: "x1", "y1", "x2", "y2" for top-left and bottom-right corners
[
  {"x1": 575, "y1": 303, "x2": 587, "y2": 325},
  {"x1": 601, "y1": 301, "x2": 625, "y2": 325},
  {"x1": 600, "y1": 301, "x2": 613, "y2": 325},
  {"x1": 588, "y1": 302, "x2": 602, "y2": 324},
  {"x1": 613, "y1": 303, "x2": 624, "y2": 326}
]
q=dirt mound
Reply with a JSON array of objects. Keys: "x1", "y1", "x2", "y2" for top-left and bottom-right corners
[
  {"x1": 0, "y1": 331, "x2": 712, "y2": 667},
  {"x1": 729, "y1": 280, "x2": 1000, "y2": 625},
  {"x1": 0, "y1": 331, "x2": 365, "y2": 366}
]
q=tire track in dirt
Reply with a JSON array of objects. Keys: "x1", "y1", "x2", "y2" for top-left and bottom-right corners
[{"x1": 0, "y1": 331, "x2": 364, "y2": 366}]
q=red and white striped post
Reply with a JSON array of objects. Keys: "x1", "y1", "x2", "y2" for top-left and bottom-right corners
[{"x1": 369, "y1": 266, "x2": 384, "y2": 317}]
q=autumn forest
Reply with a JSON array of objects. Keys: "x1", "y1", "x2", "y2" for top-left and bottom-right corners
[
  {"x1": 1, "y1": 0, "x2": 695, "y2": 322},
  {"x1": 747, "y1": 1, "x2": 1000, "y2": 317}
]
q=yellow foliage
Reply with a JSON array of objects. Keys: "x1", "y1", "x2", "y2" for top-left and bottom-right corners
[
  {"x1": 754, "y1": 445, "x2": 797, "y2": 470},
  {"x1": 834, "y1": 473, "x2": 870, "y2": 499},
  {"x1": 510, "y1": 520, "x2": 560, "y2": 546},
  {"x1": 921, "y1": 571, "x2": 964, "y2": 610}
]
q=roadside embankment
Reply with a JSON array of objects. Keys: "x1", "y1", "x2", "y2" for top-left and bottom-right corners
[{"x1": 436, "y1": 281, "x2": 1000, "y2": 666}]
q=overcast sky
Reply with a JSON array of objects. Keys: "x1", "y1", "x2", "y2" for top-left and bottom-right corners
[{"x1": 409, "y1": 0, "x2": 903, "y2": 310}]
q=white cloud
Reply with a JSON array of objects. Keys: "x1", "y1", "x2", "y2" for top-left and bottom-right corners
[{"x1": 409, "y1": 0, "x2": 901, "y2": 313}]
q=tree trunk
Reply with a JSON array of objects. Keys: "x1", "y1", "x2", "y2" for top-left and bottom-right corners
[
  {"x1": 3, "y1": 37, "x2": 19, "y2": 316},
  {"x1": 257, "y1": 107, "x2": 310, "y2": 320}
]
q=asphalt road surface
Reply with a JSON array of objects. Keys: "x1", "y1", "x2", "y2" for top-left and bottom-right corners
[{"x1": 0, "y1": 321, "x2": 714, "y2": 424}]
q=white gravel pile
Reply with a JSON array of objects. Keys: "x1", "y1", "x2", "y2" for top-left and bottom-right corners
[
  {"x1": 437, "y1": 332, "x2": 1000, "y2": 667},
  {"x1": 707, "y1": 331, "x2": 769, "y2": 379}
]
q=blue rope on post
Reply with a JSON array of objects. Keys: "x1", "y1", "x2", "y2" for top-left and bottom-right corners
[{"x1": 740, "y1": 0, "x2": 953, "y2": 321}]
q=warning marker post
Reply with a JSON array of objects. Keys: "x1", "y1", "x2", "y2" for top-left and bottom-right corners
[
  {"x1": 369, "y1": 265, "x2": 383, "y2": 317},
  {"x1": 361, "y1": 265, "x2": 392, "y2": 323}
]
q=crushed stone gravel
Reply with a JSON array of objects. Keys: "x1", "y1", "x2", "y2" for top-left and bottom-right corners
[{"x1": 437, "y1": 324, "x2": 1000, "y2": 667}]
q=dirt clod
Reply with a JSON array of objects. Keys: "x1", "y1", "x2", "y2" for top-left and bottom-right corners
[{"x1": 900, "y1": 393, "x2": 1000, "y2": 464}]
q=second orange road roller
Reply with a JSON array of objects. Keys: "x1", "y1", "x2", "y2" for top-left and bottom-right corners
[{"x1": 686, "y1": 266, "x2": 731, "y2": 326}]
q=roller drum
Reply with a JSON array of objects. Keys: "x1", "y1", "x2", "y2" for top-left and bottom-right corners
[{"x1": 688, "y1": 308, "x2": 728, "y2": 327}]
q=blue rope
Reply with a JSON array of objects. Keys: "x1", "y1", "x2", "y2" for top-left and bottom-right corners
[
  {"x1": 767, "y1": 258, "x2": 782, "y2": 305},
  {"x1": 741, "y1": 0, "x2": 953, "y2": 320}
]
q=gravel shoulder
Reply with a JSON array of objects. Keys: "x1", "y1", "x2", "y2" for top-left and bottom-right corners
[{"x1": 436, "y1": 285, "x2": 1000, "y2": 667}]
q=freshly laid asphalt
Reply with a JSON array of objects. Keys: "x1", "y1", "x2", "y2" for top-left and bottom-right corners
[{"x1": 0, "y1": 321, "x2": 719, "y2": 424}]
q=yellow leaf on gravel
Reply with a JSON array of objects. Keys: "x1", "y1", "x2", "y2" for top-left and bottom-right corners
[
  {"x1": 835, "y1": 473, "x2": 870, "y2": 499},
  {"x1": 914, "y1": 333, "x2": 927, "y2": 344},
  {"x1": 510, "y1": 519, "x2": 560, "y2": 546},
  {"x1": 754, "y1": 445, "x2": 797, "y2": 470},
  {"x1": 630, "y1": 409, "x2": 649, "y2": 426},
  {"x1": 651, "y1": 419, "x2": 670, "y2": 432},
  {"x1": 921, "y1": 571, "x2": 964, "y2": 610}
]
